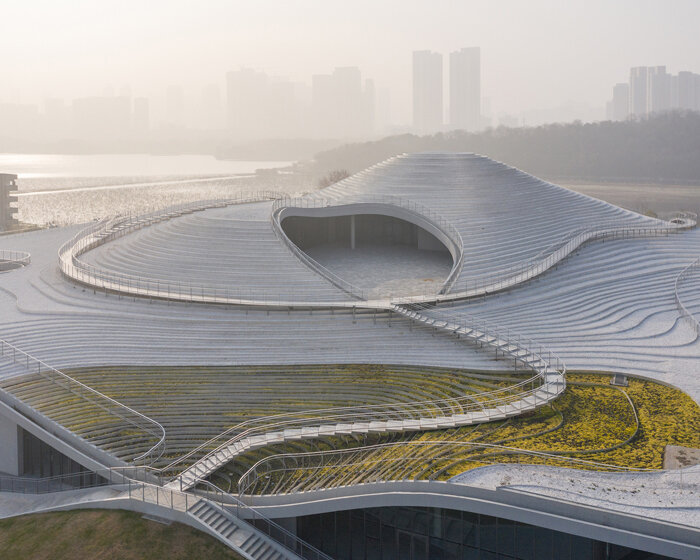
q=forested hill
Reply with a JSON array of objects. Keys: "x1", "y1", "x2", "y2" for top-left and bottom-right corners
[{"x1": 311, "y1": 111, "x2": 700, "y2": 184}]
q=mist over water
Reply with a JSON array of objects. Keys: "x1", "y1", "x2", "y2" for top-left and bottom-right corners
[
  {"x1": 1, "y1": 153, "x2": 288, "y2": 181},
  {"x1": 5, "y1": 153, "x2": 297, "y2": 226}
]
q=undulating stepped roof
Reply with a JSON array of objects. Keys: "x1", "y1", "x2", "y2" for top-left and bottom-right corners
[
  {"x1": 316, "y1": 153, "x2": 658, "y2": 291},
  {"x1": 0, "y1": 152, "x2": 698, "y2": 518},
  {"x1": 75, "y1": 153, "x2": 662, "y2": 303}
]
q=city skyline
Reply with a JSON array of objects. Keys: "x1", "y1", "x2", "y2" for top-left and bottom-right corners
[
  {"x1": 4, "y1": 54, "x2": 700, "y2": 150},
  {"x1": 607, "y1": 66, "x2": 700, "y2": 121},
  {"x1": 2, "y1": 1, "x2": 700, "y2": 127}
]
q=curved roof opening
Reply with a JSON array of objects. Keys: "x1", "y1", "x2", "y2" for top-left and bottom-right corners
[{"x1": 281, "y1": 213, "x2": 453, "y2": 298}]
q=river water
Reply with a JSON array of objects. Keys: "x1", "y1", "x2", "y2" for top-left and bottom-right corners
[
  {"x1": 0, "y1": 153, "x2": 303, "y2": 226},
  {"x1": 0, "y1": 153, "x2": 289, "y2": 183}
]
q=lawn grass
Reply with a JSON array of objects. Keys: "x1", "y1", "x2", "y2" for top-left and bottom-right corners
[{"x1": 0, "y1": 509, "x2": 242, "y2": 560}]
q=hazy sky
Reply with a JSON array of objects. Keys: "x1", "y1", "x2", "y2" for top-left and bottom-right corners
[{"x1": 3, "y1": 0, "x2": 700, "y2": 122}]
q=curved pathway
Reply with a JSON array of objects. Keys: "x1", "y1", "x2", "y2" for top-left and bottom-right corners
[{"x1": 51, "y1": 187, "x2": 696, "y2": 491}]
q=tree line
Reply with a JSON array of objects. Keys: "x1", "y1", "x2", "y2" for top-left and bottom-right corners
[{"x1": 310, "y1": 111, "x2": 700, "y2": 185}]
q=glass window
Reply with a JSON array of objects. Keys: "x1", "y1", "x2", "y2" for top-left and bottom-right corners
[
  {"x1": 571, "y1": 534, "x2": 593, "y2": 560},
  {"x1": 366, "y1": 512, "x2": 380, "y2": 539},
  {"x1": 413, "y1": 510, "x2": 429, "y2": 536},
  {"x1": 515, "y1": 522, "x2": 535, "y2": 560},
  {"x1": 533, "y1": 527, "x2": 553, "y2": 559},
  {"x1": 322, "y1": 512, "x2": 336, "y2": 553},
  {"x1": 429, "y1": 536, "x2": 445, "y2": 560},
  {"x1": 480, "y1": 515, "x2": 499, "y2": 553},
  {"x1": 398, "y1": 531, "x2": 412, "y2": 559},
  {"x1": 552, "y1": 530, "x2": 571, "y2": 560},
  {"x1": 444, "y1": 510, "x2": 462, "y2": 543},
  {"x1": 381, "y1": 524, "x2": 396, "y2": 560},
  {"x1": 413, "y1": 535, "x2": 429, "y2": 560},
  {"x1": 496, "y1": 517, "x2": 515, "y2": 557},
  {"x1": 366, "y1": 536, "x2": 381, "y2": 560},
  {"x1": 351, "y1": 520, "x2": 365, "y2": 559},
  {"x1": 430, "y1": 507, "x2": 443, "y2": 538},
  {"x1": 462, "y1": 512, "x2": 478, "y2": 548},
  {"x1": 335, "y1": 510, "x2": 351, "y2": 560}
]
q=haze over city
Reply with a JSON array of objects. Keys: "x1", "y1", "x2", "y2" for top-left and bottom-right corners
[
  {"x1": 2, "y1": 2, "x2": 700, "y2": 559},
  {"x1": 2, "y1": 0, "x2": 700, "y2": 147}
]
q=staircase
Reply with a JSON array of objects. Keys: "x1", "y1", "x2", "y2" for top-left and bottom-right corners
[
  {"x1": 187, "y1": 499, "x2": 296, "y2": 560},
  {"x1": 171, "y1": 303, "x2": 566, "y2": 491}
]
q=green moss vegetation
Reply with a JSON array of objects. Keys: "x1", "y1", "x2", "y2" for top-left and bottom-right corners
[
  {"x1": 0, "y1": 364, "x2": 530, "y2": 469},
  {"x1": 0, "y1": 509, "x2": 242, "y2": 560},
  {"x1": 212, "y1": 372, "x2": 700, "y2": 492},
  {"x1": 2, "y1": 364, "x2": 698, "y2": 487}
]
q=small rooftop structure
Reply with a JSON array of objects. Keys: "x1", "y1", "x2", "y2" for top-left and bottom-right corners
[{"x1": 0, "y1": 173, "x2": 19, "y2": 231}]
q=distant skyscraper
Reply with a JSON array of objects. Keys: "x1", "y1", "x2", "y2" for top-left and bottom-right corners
[
  {"x1": 43, "y1": 98, "x2": 69, "y2": 139},
  {"x1": 165, "y1": 85, "x2": 185, "y2": 127},
  {"x1": 72, "y1": 96, "x2": 131, "y2": 140},
  {"x1": 677, "y1": 71, "x2": 698, "y2": 111},
  {"x1": 333, "y1": 66, "x2": 363, "y2": 137},
  {"x1": 629, "y1": 67, "x2": 648, "y2": 117},
  {"x1": 647, "y1": 66, "x2": 670, "y2": 115},
  {"x1": 619, "y1": 66, "x2": 698, "y2": 119},
  {"x1": 311, "y1": 66, "x2": 371, "y2": 139},
  {"x1": 226, "y1": 69, "x2": 270, "y2": 139},
  {"x1": 611, "y1": 83, "x2": 629, "y2": 121},
  {"x1": 133, "y1": 97, "x2": 149, "y2": 133},
  {"x1": 449, "y1": 47, "x2": 480, "y2": 131},
  {"x1": 200, "y1": 84, "x2": 223, "y2": 130},
  {"x1": 311, "y1": 73, "x2": 335, "y2": 137},
  {"x1": 363, "y1": 78, "x2": 376, "y2": 135},
  {"x1": 413, "y1": 50, "x2": 443, "y2": 134}
]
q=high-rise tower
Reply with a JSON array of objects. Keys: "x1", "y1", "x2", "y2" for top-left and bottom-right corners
[
  {"x1": 412, "y1": 50, "x2": 443, "y2": 134},
  {"x1": 449, "y1": 47, "x2": 481, "y2": 131}
]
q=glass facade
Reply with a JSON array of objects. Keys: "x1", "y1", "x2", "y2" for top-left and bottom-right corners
[
  {"x1": 297, "y1": 506, "x2": 673, "y2": 560},
  {"x1": 20, "y1": 427, "x2": 104, "y2": 488}
]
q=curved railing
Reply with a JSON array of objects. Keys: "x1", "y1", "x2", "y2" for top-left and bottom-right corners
[
  {"x1": 0, "y1": 249, "x2": 31, "y2": 271},
  {"x1": 59, "y1": 189, "x2": 695, "y2": 309},
  {"x1": 270, "y1": 194, "x2": 465, "y2": 300},
  {"x1": 58, "y1": 192, "x2": 286, "y2": 304},
  {"x1": 48, "y1": 192, "x2": 695, "y2": 494},
  {"x1": 674, "y1": 256, "x2": 700, "y2": 335},
  {"x1": 0, "y1": 338, "x2": 166, "y2": 466},
  {"x1": 272, "y1": 197, "x2": 694, "y2": 305},
  {"x1": 236, "y1": 440, "x2": 699, "y2": 497},
  {"x1": 431, "y1": 211, "x2": 697, "y2": 302},
  {"x1": 0, "y1": 466, "x2": 330, "y2": 560},
  {"x1": 166, "y1": 302, "x2": 565, "y2": 490},
  {"x1": 192, "y1": 479, "x2": 334, "y2": 560}
]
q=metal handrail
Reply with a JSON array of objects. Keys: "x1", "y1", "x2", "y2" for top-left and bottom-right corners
[
  {"x1": 270, "y1": 193, "x2": 466, "y2": 300},
  {"x1": 58, "y1": 192, "x2": 289, "y2": 304},
  {"x1": 434, "y1": 211, "x2": 697, "y2": 302},
  {"x1": 58, "y1": 191, "x2": 695, "y2": 308},
  {"x1": 0, "y1": 465, "x2": 327, "y2": 560},
  {"x1": 0, "y1": 249, "x2": 31, "y2": 270},
  {"x1": 272, "y1": 200, "x2": 695, "y2": 304},
  {"x1": 0, "y1": 338, "x2": 166, "y2": 466},
  {"x1": 674, "y1": 256, "x2": 700, "y2": 335},
  {"x1": 167, "y1": 303, "x2": 566, "y2": 487},
  {"x1": 0, "y1": 464, "x2": 168, "y2": 494},
  {"x1": 46, "y1": 192, "x2": 696, "y2": 491},
  {"x1": 193, "y1": 479, "x2": 334, "y2": 560},
  {"x1": 237, "y1": 440, "x2": 699, "y2": 497}
]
